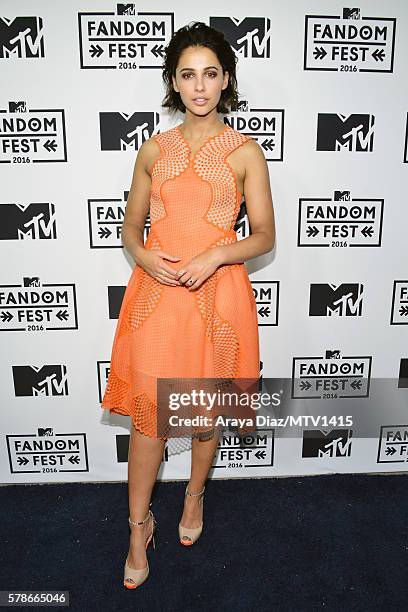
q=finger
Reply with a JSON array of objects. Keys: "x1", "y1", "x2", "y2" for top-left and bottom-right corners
[
  {"x1": 185, "y1": 277, "x2": 198, "y2": 290},
  {"x1": 159, "y1": 265, "x2": 180, "y2": 277},
  {"x1": 157, "y1": 275, "x2": 180, "y2": 286},
  {"x1": 160, "y1": 253, "x2": 182, "y2": 262},
  {"x1": 178, "y1": 272, "x2": 193, "y2": 284},
  {"x1": 156, "y1": 271, "x2": 180, "y2": 285},
  {"x1": 187, "y1": 277, "x2": 202, "y2": 290},
  {"x1": 159, "y1": 268, "x2": 180, "y2": 285}
]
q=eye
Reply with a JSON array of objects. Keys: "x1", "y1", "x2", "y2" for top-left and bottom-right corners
[{"x1": 181, "y1": 72, "x2": 218, "y2": 79}]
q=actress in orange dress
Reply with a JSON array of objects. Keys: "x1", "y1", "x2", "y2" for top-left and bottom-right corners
[{"x1": 101, "y1": 21, "x2": 275, "y2": 589}]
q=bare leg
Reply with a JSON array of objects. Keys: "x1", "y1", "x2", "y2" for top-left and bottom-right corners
[
  {"x1": 179, "y1": 429, "x2": 221, "y2": 535},
  {"x1": 126, "y1": 424, "x2": 165, "y2": 583}
]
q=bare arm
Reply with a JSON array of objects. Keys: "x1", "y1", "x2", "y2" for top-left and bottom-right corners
[
  {"x1": 214, "y1": 139, "x2": 275, "y2": 265},
  {"x1": 120, "y1": 138, "x2": 182, "y2": 286},
  {"x1": 120, "y1": 139, "x2": 154, "y2": 263}
]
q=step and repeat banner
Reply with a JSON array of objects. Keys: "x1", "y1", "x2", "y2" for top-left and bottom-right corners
[{"x1": 1, "y1": 1, "x2": 407, "y2": 484}]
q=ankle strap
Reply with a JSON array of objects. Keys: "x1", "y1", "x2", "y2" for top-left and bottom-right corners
[
  {"x1": 128, "y1": 507, "x2": 154, "y2": 527},
  {"x1": 185, "y1": 484, "x2": 205, "y2": 497}
]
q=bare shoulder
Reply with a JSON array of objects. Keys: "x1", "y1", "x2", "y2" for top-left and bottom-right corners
[
  {"x1": 228, "y1": 133, "x2": 265, "y2": 166},
  {"x1": 237, "y1": 135, "x2": 265, "y2": 162},
  {"x1": 228, "y1": 133, "x2": 267, "y2": 185},
  {"x1": 136, "y1": 134, "x2": 162, "y2": 177}
]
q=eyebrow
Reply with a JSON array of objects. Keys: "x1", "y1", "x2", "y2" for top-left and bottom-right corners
[{"x1": 179, "y1": 66, "x2": 219, "y2": 72}]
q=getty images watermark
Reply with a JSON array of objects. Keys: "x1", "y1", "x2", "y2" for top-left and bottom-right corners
[
  {"x1": 166, "y1": 387, "x2": 352, "y2": 429},
  {"x1": 156, "y1": 377, "x2": 356, "y2": 438}
]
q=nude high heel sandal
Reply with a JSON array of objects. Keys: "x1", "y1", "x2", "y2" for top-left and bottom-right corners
[
  {"x1": 178, "y1": 484, "x2": 205, "y2": 546},
  {"x1": 124, "y1": 507, "x2": 157, "y2": 589}
]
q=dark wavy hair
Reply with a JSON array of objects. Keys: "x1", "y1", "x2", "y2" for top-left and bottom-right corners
[{"x1": 161, "y1": 21, "x2": 239, "y2": 115}]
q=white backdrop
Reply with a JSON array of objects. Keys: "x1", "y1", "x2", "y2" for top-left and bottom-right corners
[{"x1": 1, "y1": 0, "x2": 407, "y2": 484}]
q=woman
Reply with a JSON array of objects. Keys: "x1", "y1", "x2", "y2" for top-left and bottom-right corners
[{"x1": 101, "y1": 21, "x2": 275, "y2": 589}]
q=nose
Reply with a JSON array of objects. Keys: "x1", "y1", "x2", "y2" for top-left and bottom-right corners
[{"x1": 195, "y1": 77, "x2": 205, "y2": 91}]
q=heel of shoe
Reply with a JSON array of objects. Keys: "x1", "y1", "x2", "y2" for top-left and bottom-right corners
[
  {"x1": 149, "y1": 510, "x2": 157, "y2": 551},
  {"x1": 178, "y1": 484, "x2": 205, "y2": 546},
  {"x1": 124, "y1": 506, "x2": 157, "y2": 589}
]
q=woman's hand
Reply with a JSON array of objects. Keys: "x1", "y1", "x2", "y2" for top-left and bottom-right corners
[
  {"x1": 176, "y1": 248, "x2": 223, "y2": 291},
  {"x1": 137, "y1": 249, "x2": 182, "y2": 286}
]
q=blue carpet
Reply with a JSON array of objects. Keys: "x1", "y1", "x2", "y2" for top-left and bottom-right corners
[{"x1": 1, "y1": 474, "x2": 407, "y2": 611}]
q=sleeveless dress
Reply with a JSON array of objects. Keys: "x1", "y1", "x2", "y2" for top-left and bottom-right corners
[{"x1": 101, "y1": 123, "x2": 260, "y2": 451}]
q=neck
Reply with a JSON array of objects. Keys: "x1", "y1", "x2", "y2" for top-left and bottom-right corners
[{"x1": 180, "y1": 111, "x2": 225, "y2": 138}]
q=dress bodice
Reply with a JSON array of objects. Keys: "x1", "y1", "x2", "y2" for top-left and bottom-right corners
[{"x1": 146, "y1": 124, "x2": 253, "y2": 262}]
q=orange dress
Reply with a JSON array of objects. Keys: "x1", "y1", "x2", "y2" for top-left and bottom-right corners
[{"x1": 101, "y1": 123, "x2": 260, "y2": 447}]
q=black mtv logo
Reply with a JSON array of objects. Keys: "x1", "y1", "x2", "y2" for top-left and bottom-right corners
[
  {"x1": 0, "y1": 16, "x2": 44, "y2": 58},
  {"x1": 398, "y1": 358, "x2": 408, "y2": 389},
  {"x1": 0, "y1": 203, "x2": 56, "y2": 240},
  {"x1": 317, "y1": 113, "x2": 374, "y2": 151},
  {"x1": 235, "y1": 100, "x2": 249, "y2": 112},
  {"x1": 210, "y1": 17, "x2": 271, "y2": 58},
  {"x1": 9, "y1": 101, "x2": 26, "y2": 112},
  {"x1": 117, "y1": 4, "x2": 135, "y2": 15},
  {"x1": 343, "y1": 8, "x2": 360, "y2": 19},
  {"x1": 325, "y1": 349, "x2": 341, "y2": 359},
  {"x1": 302, "y1": 429, "x2": 353, "y2": 457},
  {"x1": 233, "y1": 201, "x2": 249, "y2": 236},
  {"x1": 38, "y1": 427, "x2": 53, "y2": 436},
  {"x1": 99, "y1": 112, "x2": 158, "y2": 150},
  {"x1": 116, "y1": 433, "x2": 169, "y2": 463},
  {"x1": 23, "y1": 276, "x2": 40, "y2": 287},
  {"x1": 107, "y1": 286, "x2": 126, "y2": 319},
  {"x1": 13, "y1": 365, "x2": 68, "y2": 396},
  {"x1": 333, "y1": 190, "x2": 350, "y2": 201},
  {"x1": 309, "y1": 283, "x2": 363, "y2": 316}
]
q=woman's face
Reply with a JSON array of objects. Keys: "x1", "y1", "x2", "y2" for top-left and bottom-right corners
[{"x1": 172, "y1": 45, "x2": 229, "y2": 116}]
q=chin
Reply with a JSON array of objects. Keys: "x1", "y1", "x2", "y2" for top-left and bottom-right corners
[{"x1": 186, "y1": 102, "x2": 216, "y2": 116}]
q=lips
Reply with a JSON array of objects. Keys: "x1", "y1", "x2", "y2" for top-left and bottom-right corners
[{"x1": 193, "y1": 98, "x2": 208, "y2": 105}]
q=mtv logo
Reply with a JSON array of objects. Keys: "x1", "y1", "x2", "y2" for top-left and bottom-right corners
[
  {"x1": 317, "y1": 113, "x2": 374, "y2": 151},
  {"x1": 333, "y1": 190, "x2": 350, "y2": 201},
  {"x1": 23, "y1": 276, "x2": 40, "y2": 287},
  {"x1": 234, "y1": 202, "x2": 250, "y2": 238},
  {"x1": 0, "y1": 203, "x2": 56, "y2": 240},
  {"x1": 398, "y1": 359, "x2": 408, "y2": 388},
  {"x1": 236, "y1": 100, "x2": 249, "y2": 112},
  {"x1": 0, "y1": 16, "x2": 44, "y2": 58},
  {"x1": 343, "y1": 8, "x2": 360, "y2": 19},
  {"x1": 117, "y1": 4, "x2": 135, "y2": 16},
  {"x1": 99, "y1": 112, "x2": 159, "y2": 150},
  {"x1": 210, "y1": 17, "x2": 272, "y2": 58},
  {"x1": 302, "y1": 429, "x2": 353, "y2": 457},
  {"x1": 107, "y1": 285, "x2": 126, "y2": 319},
  {"x1": 325, "y1": 349, "x2": 341, "y2": 359},
  {"x1": 38, "y1": 427, "x2": 53, "y2": 436},
  {"x1": 309, "y1": 283, "x2": 363, "y2": 316},
  {"x1": 9, "y1": 101, "x2": 26, "y2": 112},
  {"x1": 13, "y1": 365, "x2": 68, "y2": 397}
]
